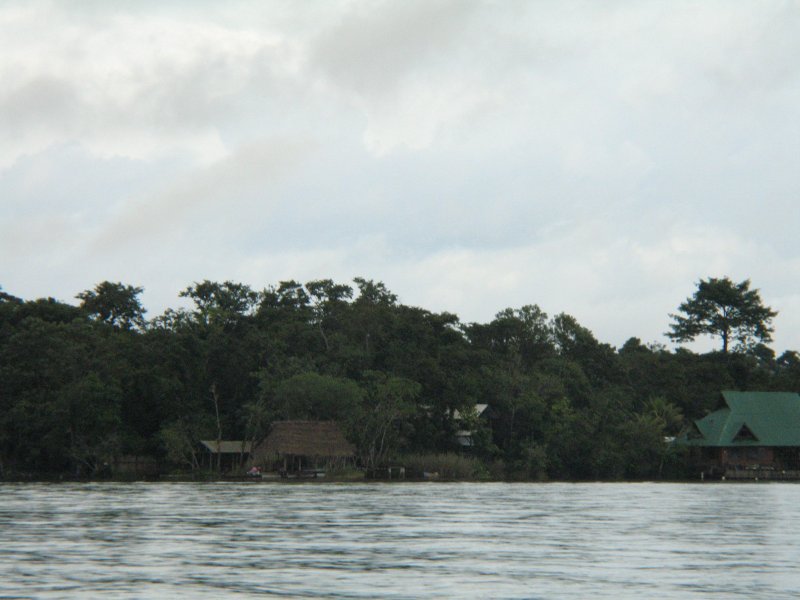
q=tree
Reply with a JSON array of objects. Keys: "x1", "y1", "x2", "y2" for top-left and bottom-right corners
[
  {"x1": 667, "y1": 277, "x2": 777, "y2": 353},
  {"x1": 0, "y1": 287, "x2": 23, "y2": 305},
  {"x1": 306, "y1": 279, "x2": 353, "y2": 352},
  {"x1": 268, "y1": 372, "x2": 363, "y2": 421},
  {"x1": 351, "y1": 372, "x2": 418, "y2": 470},
  {"x1": 467, "y1": 305, "x2": 554, "y2": 368},
  {"x1": 77, "y1": 281, "x2": 146, "y2": 331},
  {"x1": 179, "y1": 280, "x2": 258, "y2": 327},
  {"x1": 0, "y1": 315, "x2": 124, "y2": 475}
]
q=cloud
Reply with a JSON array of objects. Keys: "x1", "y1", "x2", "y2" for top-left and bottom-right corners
[
  {"x1": 310, "y1": 0, "x2": 477, "y2": 95},
  {"x1": 0, "y1": 3, "x2": 306, "y2": 165},
  {"x1": 1, "y1": 1, "x2": 800, "y2": 353},
  {"x1": 88, "y1": 136, "x2": 316, "y2": 253}
]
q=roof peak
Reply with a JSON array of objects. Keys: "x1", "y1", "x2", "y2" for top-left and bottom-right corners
[{"x1": 685, "y1": 391, "x2": 800, "y2": 447}]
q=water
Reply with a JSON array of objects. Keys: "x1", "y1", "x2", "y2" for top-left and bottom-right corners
[{"x1": 1, "y1": 482, "x2": 798, "y2": 599}]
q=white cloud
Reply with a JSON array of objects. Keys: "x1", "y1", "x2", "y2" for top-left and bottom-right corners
[{"x1": 2, "y1": 1, "x2": 799, "y2": 352}]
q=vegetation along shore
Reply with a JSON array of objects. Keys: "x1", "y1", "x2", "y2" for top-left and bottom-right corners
[{"x1": 2, "y1": 276, "x2": 796, "y2": 482}]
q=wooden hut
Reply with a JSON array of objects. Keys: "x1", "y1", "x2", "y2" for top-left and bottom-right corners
[
  {"x1": 198, "y1": 440, "x2": 253, "y2": 473},
  {"x1": 252, "y1": 421, "x2": 356, "y2": 476}
]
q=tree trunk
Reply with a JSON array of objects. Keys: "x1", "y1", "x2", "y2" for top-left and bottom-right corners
[
  {"x1": 318, "y1": 322, "x2": 330, "y2": 352},
  {"x1": 211, "y1": 383, "x2": 223, "y2": 474}
]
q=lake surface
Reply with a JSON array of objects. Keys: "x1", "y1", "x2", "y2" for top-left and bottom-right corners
[{"x1": 1, "y1": 482, "x2": 799, "y2": 598}]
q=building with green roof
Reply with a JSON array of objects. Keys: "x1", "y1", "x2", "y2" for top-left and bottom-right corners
[{"x1": 677, "y1": 391, "x2": 800, "y2": 478}]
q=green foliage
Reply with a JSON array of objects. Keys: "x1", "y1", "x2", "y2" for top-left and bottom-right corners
[
  {"x1": 159, "y1": 417, "x2": 213, "y2": 471},
  {"x1": 77, "y1": 281, "x2": 146, "y2": 331},
  {"x1": 0, "y1": 313, "x2": 124, "y2": 474},
  {"x1": 401, "y1": 453, "x2": 487, "y2": 480},
  {"x1": 668, "y1": 277, "x2": 777, "y2": 353},
  {"x1": 350, "y1": 371, "x2": 419, "y2": 469},
  {"x1": 180, "y1": 280, "x2": 259, "y2": 327},
  {"x1": 509, "y1": 441, "x2": 549, "y2": 480},
  {"x1": 269, "y1": 372, "x2": 363, "y2": 421},
  {"x1": 0, "y1": 276, "x2": 792, "y2": 480}
]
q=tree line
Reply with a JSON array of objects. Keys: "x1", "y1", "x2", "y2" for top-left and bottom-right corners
[{"x1": 1, "y1": 276, "x2": 797, "y2": 480}]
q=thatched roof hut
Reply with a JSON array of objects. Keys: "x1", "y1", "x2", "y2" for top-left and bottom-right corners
[
  {"x1": 259, "y1": 421, "x2": 355, "y2": 457},
  {"x1": 253, "y1": 421, "x2": 355, "y2": 472}
]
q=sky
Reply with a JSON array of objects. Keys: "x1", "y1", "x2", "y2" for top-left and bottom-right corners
[{"x1": 2, "y1": 1, "x2": 799, "y2": 352}]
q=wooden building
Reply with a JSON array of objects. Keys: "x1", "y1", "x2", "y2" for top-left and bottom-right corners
[
  {"x1": 251, "y1": 421, "x2": 355, "y2": 476},
  {"x1": 198, "y1": 440, "x2": 253, "y2": 473},
  {"x1": 677, "y1": 391, "x2": 800, "y2": 479}
]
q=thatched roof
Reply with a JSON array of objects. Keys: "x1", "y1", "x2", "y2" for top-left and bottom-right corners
[
  {"x1": 199, "y1": 440, "x2": 253, "y2": 454},
  {"x1": 257, "y1": 421, "x2": 355, "y2": 457}
]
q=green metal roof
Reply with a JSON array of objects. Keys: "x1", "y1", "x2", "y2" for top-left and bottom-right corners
[{"x1": 680, "y1": 391, "x2": 800, "y2": 447}]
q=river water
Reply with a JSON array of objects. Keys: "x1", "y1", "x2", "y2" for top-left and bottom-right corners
[{"x1": 1, "y1": 482, "x2": 798, "y2": 598}]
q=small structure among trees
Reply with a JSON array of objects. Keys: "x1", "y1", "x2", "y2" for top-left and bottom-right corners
[
  {"x1": 251, "y1": 421, "x2": 355, "y2": 476},
  {"x1": 198, "y1": 440, "x2": 253, "y2": 473},
  {"x1": 677, "y1": 391, "x2": 800, "y2": 479},
  {"x1": 453, "y1": 404, "x2": 489, "y2": 447}
]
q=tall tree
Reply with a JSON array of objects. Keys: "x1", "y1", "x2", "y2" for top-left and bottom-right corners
[
  {"x1": 667, "y1": 277, "x2": 777, "y2": 353},
  {"x1": 77, "y1": 281, "x2": 146, "y2": 331},
  {"x1": 268, "y1": 372, "x2": 363, "y2": 421},
  {"x1": 306, "y1": 279, "x2": 353, "y2": 352},
  {"x1": 351, "y1": 371, "x2": 418, "y2": 470},
  {"x1": 179, "y1": 280, "x2": 258, "y2": 327}
]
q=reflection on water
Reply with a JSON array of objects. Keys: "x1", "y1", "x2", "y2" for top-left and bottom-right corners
[{"x1": 1, "y1": 482, "x2": 799, "y2": 598}]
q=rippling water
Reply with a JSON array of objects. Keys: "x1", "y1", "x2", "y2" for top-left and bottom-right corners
[{"x1": 1, "y1": 482, "x2": 799, "y2": 598}]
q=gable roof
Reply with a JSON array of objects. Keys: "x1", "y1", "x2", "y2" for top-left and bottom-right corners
[
  {"x1": 256, "y1": 421, "x2": 355, "y2": 457},
  {"x1": 681, "y1": 391, "x2": 800, "y2": 447},
  {"x1": 452, "y1": 404, "x2": 489, "y2": 420},
  {"x1": 199, "y1": 440, "x2": 253, "y2": 454}
]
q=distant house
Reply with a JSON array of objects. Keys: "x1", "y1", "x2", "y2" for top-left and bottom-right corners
[
  {"x1": 198, "y1": 440, "x2": 253, "y2": 473},
  {"x1": 251, "y1": 421, "x2": 356, "y2": 475},
  {"x1": 453, "y1": 404, "x2": 489, "y2": 447},
  {"x1": 677, "y1": 391, "x2": 800, "y2": 479}
]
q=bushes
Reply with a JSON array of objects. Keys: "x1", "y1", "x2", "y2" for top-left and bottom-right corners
[{"x1": 401, "y1": 453, "x2": 489, "y2": 480}]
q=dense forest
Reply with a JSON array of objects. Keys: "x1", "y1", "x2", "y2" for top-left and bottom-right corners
[{"x1": 2, "y1": 277, "x2": 798, "y2": 480}]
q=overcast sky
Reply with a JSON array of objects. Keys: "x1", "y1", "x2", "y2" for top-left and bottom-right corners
[{"x1": 2, "y1": 1, "x2": 799, "y2": 352}]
